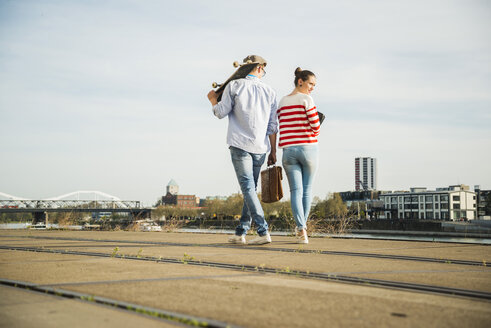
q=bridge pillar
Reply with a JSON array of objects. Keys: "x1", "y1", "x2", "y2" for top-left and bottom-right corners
[{"x1": 33, "y1": 212, "x2": 48, "y2": 225}]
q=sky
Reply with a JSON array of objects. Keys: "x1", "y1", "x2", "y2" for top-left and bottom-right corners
[{"x1": 1, "y1": 0, "x2": 490, "y2": 206}]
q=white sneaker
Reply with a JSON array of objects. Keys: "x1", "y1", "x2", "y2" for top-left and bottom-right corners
[
  {"x1": 248, "y1": 233, "x2": 272, "y2": 245},
  {"x1": 228, "y1": 235, "x2": 246, "y2": 244}
]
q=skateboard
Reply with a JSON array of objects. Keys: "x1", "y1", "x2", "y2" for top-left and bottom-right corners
[{"x1": 212, "y1": 61, "x2": 257, "y2": 101}]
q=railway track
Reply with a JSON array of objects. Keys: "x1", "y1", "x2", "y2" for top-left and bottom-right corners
[
  {"x1": 0, "y1": 278, "x2": 236, "y2": 328},
  {"x1": 1, "y1": 245, "x2": 490, "y2": 301},
  {"x1": 4, "y1": 234, "x2": 487, "y2": 267}
]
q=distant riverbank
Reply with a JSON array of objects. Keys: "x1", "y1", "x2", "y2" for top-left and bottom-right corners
[{"x1": 2, "y1": 220, "x2": 491, "y2": 244}]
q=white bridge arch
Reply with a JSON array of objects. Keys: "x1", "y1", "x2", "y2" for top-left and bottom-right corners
[
  {"x1": 0, "y1": 192, "x2": 28, "y2": 200},
  {"x1": 0, "y1": 191, "x2": 122, "y2": 201},
  {"x1": 45, "y1": 191, "x2": 122, "y2": 201}
]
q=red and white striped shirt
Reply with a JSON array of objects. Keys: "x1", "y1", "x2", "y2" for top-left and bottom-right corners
[{"x1": 277, "y1": 93, "x2": 320, "y2": 148}]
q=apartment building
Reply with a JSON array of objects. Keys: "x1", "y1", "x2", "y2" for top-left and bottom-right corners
[
  {"x1": 475, "y1": 186, "x2": 491, "y2": 220},
  {"x1": 355, "y1": 157, "x2": 377, "y2": 191},
  {"x1": 380, "y1": 185, "x2": 476, "y2": 221}
]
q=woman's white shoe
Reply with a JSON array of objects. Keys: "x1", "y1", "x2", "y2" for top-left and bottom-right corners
[{"x1": 296, "y1": 228, "x2": 309, "y2": 244}]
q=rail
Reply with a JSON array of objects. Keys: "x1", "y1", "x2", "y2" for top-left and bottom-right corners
[{"x1": 1, "y1": 244, "x2": 490, "y2": 301}]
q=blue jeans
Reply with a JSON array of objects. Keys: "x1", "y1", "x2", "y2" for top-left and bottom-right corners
[
  {"x1": 282, "y1": 145, "x2": 318, "y2": 230},
  {"x1": 229, "y1": 146, "x2": 268, "y2": 236}
]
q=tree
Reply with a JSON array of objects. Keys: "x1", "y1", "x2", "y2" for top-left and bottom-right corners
[
  {"x1": 201, "y1": 194, "x2": 243, "y2": 219},
  {"x1": 201, "y1": 194, "x2": 293, "y2": 219},
  {"x1": 152, "y1": 206, "x2": 198, "y2": 220},
  {"x1": 261, "y1": 198, "x2": 292, "y2": 218},
  {"x1": 0, "y1": 213, "x2": 32, "y2": 223},
  {"x1": 222, "y1": 193, "x2": 244, "y2": 217},
  {"x1": 311, "y1": 193, "x2": 348, "y2": 219},
  {"x1": 349, "y1": 201, "x2": 367, "y2": 219}
]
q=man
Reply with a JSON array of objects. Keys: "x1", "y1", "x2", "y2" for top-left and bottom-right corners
[{"x1": 207, "y1": 55, "x2": 277, "y2": 245}]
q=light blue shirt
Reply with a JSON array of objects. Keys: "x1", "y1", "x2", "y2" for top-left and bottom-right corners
[{"x1": 213, "y1": 75, "x2": 278, "y2": 154}]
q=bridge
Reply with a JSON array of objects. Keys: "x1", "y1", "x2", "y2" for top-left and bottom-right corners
[{"x1": 0, "y1": 191, "x2": 152, "y2": 224}]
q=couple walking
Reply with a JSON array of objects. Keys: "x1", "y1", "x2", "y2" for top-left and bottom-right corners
[{"x1": 207, "y1": 55, "x2": 321, "y2": 245}]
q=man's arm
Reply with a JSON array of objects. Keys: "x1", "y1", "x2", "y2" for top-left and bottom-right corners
[
  {"x1": 207, "y1": 83, "x2": 234, "y2": 119},
  {"x1": 267, "y1": 133, "x2": 277, "y2": 165},
  {"x1": 267, "y1": 93, "x2": 278, "y2": 166}
]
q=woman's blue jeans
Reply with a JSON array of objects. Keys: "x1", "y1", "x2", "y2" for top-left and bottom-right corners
[
  {"x1": 282, "y1": 145, "x2": 318, "y2": 230},
  {"x1": 229, "y1": 146, "x2": 268, "y2": 236}
]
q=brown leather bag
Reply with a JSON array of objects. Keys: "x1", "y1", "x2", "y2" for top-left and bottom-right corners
[{"x1": 261, "y1": 166, "x2": 283, "y2": 203}]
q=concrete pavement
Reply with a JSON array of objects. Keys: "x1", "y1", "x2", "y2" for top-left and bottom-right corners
[{"x1": 0, "y1": 230, "x2": 490, "y2": 327}]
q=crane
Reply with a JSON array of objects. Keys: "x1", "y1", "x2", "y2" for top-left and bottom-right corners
[{"x1": 358, "y1": 180, "x2": 370, "y2": 191}]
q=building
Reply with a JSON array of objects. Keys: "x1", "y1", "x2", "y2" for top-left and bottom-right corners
[
  {"x1": 339, "y1": 190, "x2": 386, "y2": 219},
  {"x1": 160, "y1": 193, "x2": 177, "y2": 206},
  {"x1": 339, "y1": 190, "x2": 381, "y2": 203},
  {"x1": 166, "y1": 179, "x2": 179, "y2": 195},
  {"x1": 159, "y1": 179, "x2": 200, "y2": 209},
  {"x1": 160, "y1": 179, "x2": 178, "y2": 206},
  {"x1": 177, "y1": 195, "x2": 200, "y2": 208},
  {"x1": 475, "y1": 186, "x2": 491, "y2": 220},
  {"x1": 355, "y1": 157, "x2": 377, "y2": 191},
  {"x1": 380, "y1": 185, "x2": 476, "y2": 221}
]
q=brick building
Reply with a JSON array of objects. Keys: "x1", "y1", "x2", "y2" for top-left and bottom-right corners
[{"x1": 159, "y1": 179, "x2": 200, "y2": 208}]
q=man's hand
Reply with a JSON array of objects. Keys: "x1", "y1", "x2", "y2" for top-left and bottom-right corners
[
  {"x1": 207, "y1": 90, "x2": 218, "y2": 106},
  {"x1": 267, "y1": 151, "x2": 276, "y2": 166}
]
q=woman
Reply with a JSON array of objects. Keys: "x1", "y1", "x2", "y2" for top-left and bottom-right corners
[{"x1": 277, "y1": 67, "x2": 321, "y2": 244}]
